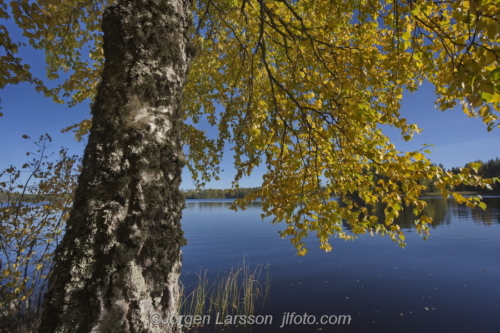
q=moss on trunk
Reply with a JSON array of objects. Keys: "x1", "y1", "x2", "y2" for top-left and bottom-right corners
[{"x1": 39, "y1": 0, "x2": 193, "y2": 332}]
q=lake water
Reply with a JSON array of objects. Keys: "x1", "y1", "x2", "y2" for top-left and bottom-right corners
[{"x1": 180, "y1": 197, "x2": 500, "y2": 333}]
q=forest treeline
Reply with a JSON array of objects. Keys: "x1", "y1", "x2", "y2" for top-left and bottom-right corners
[
  {"x1": 416, "y1": 157, "x2": 500, "y2": 193},
  {"x1": 182, "y1": 187, "x2": 260, "y2": 199},
  {"x1": 1, "y1": 190, "x2": 249, "y2": 202},
  {"x1": 0, "y1": 192, "x2": 72, "y2": 203},
  {"x1": 2, "y1": 158, "x2": 499, "y2": 203},
  {"x1": 182, "y1": 157, "x2": 500, "y2": 199},
  {"x1": 448, "y1": 157, "x2": 500, "y2": 192}
]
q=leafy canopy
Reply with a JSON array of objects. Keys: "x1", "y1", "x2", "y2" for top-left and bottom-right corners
[{"x1": 1, "y1": 0, "x2": 499, "y2": 254}]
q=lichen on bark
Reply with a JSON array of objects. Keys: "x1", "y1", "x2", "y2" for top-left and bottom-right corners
[{"x1": 39, "y1": 0, "x2": 193, "y2": 332}]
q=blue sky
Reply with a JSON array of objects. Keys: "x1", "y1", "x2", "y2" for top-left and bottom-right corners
[{"x1": 1, "y1": 21, "x2": 499, "y2": 190}]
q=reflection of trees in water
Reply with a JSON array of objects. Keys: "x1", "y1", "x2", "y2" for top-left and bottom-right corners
[
  {"x1": 185, "y1": 197, "x2": 500, "y2": 227},
  {"x1": 185, "y1": 200, "x2": 262, "y2": 211},
  {"x1": 421, "y1": 198, "x2": 451, "y2": 229},
  {"x1": 340, "y1": 197, "x2": 450, "y2": 231},
  {"x1": 341, "y1": 196, "x2": 500, "y2": 231},
  {"x1": 448, "y1": 197, "x2": 500, "y2": 226}
]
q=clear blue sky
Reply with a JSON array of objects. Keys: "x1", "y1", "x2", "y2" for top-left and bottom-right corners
[{"x1": 1, "y1": 23, "x2": 499, "y2": 190}]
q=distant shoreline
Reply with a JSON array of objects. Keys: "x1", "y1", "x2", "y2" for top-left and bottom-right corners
[
  {"x1": 183, "y1": 190, "x2": 500, "y2": 200},
  {"x1": 2, "y1": 191, "x2": 499, "y2": 204}
]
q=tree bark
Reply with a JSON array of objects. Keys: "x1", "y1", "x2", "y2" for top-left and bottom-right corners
[{"x1": 39, "y1": 0, "x2": 194, "y2": 332}]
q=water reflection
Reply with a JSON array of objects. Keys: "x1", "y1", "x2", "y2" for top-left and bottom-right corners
[
  {"x1": 185, "y1": 199, "x2": 263, "y2": 211},
  {"x1": 340, "y1": 196, "x2": 500, "y2": 231},
  {"x1": 366, "y1": 197, "x2": 451, "y2": 230},
  {"x1": 185, "y1": 196, "x2": 500, "y2": 230},
  {"x1": 451, "y1": 197, "x2": 500, "y2": 226},
  {"x1": 423, "y1": 196, "x2": 500, "y2": 226},
  {"x1": 181, "y1": 196, "x2": 500, "y2": 333}
]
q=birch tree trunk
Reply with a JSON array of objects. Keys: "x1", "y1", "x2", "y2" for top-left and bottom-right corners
[{"x1": 39, "y1": 0, "x2": 194, "y2": 331}]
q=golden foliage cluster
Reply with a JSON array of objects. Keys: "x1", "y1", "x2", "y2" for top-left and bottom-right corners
[
  {"x1": 183, "y1": 0, "x2": 499, "y2": 254},
  {"x1": 0, "y1": 0, "x2": 106, "y2": 104}
]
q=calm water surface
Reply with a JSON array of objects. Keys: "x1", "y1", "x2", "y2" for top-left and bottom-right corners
[{"x1": 180, "y1": 197, "x2": 500, "y2": 333}]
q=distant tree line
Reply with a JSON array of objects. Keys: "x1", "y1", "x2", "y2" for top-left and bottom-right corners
[
  {"x1": 182, "y1": 187, "x2": 261, "y2": 199},
  {"x1": 416, "y1": 158, "x2": 500, "y2": 193},
  {"x1": 338, "y1": 157, "x2": 500, "y2": 198},
  {"x1": 4, "y1": 157, "x2": 498, "y2": 203},
  {"x1": 0, "y1": 192, "x2": 72, "y2": 203},
  {"x1": 184, "y1": 156, "x2": 500, "y2": 200},
  {"x1": 448, "y1": 157, "x2": 500, "y2": 192}
]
